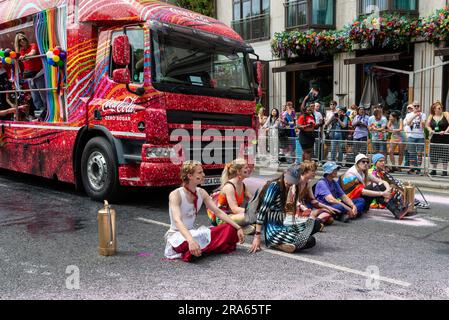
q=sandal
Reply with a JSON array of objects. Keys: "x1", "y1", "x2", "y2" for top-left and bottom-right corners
[{"x1": 274, "y1": 243, "x2": 296, "y2": 253}]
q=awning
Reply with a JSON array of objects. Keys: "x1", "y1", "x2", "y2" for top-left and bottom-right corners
[
  {"x1": 272, "y1": 61, "x2": 332, "y2": 73},
  {"x1": 344, "y1": 52, "x2": 410, "y2": 65},
  {"x1": 435, "y1": 47, "x2": 449, "y2": 56}
]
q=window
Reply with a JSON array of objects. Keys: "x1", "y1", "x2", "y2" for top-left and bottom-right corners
[
  {"x1": 285, "y1": 0, "x2": 335, "y2": 31},
  {"x1": 151, "y1": 29, "x2": 254, "y2": 101},
  {"x1": 359, "y1": 0, "x2": 418, "y2": 15},
  {"x1": 110, "y1": 28, "x2": 145, "y2": 84},
  {"x1": 232, "y1": 0, "x2": 270, "y2": 42}
]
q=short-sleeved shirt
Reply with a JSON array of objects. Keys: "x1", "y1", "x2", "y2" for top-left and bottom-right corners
[
  {"x1": 368, "y1": 116, "x2": 388, "y2": 141},
  {"x1": 314, "y1": 111, "x2": 323, "y2": 124},
  {"x1": 404, "y1": 112, "x2": 427, "y2": 139},
  {"x1": 20, "y1": 43, "x2": 43, "y2": 73},
  {"x1": 314, "y1": 178, "x2": 345, "y2": 206},
  {"x1": 298, "y1": 114, "x2": 317, "y2": 128}
]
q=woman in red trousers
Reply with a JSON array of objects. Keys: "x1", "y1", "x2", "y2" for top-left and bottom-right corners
[{"x1": 165, "y1": 160, "x2": 245, "y2": 262}]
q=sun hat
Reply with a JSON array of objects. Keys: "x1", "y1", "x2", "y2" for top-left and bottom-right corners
[
  {"x1": 355, "y1": 154, "x2": 369, "y2": 164},
  {"x1": 323, "y1": 161, "x2": 341, "y2": 176}
]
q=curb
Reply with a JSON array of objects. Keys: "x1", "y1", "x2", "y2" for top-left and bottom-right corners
[{"x1": 254, "y1": 164, "x2": 449, "y2": 191}]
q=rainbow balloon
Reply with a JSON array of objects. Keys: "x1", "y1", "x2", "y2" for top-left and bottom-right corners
[
  {"x1": 46, "y1": 46, "x2": 66, "y2": 68},
  {"x1": 0, "y1": 48, "x2": 18, "y2": 65}
]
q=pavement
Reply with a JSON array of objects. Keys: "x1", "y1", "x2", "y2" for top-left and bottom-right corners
[
  {"x1": 254, "y1": 162, "x2": 449, "y2": 192},
  {"x1": 1, "y1": 169, "x2": 449, "y2": 300}
]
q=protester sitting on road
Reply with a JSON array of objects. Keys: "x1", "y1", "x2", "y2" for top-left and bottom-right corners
[
  {"x1": 314, "y1": 161, "x2": 365, "y2": 222},
  {"x1": 207, "y1": 159, "x2": 254, "y2": 235},
  {"x1": 404, "y1": 101, "x2": 426, "y2": 174},
  {"x1": 292, "y1": 160, "x2": 339, "y2": 228},
  {"x1": 387, "y1": 111, "x2": 406, "y2": 172},
  {"x1": 297, "y1": 104, "x2": 318, "y2": 161},
  {"x1": 165, "y1": 160, "x2": 245, "y2": 262},
  {"x1": 368, "y1": 107, "x2": 388, "y2": 158},
  {"x1": 248, "y1": 164, "x2": 319, "y2": 254},
  {"x1": 351, "y1": 106, "x2": 370, "y2": 157},
  {"x1": 426, "y1": 101, "x2": 449, "y2": 177},
  {"x1": 369, "y1": 153, "x2": 429, "y2": 211},
  {"x1": 339, "y1": 154, "x2": 408, "y2": 219}
]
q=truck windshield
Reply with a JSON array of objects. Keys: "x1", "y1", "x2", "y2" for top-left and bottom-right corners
[{"x1": 151, "y1": 29, "x2": 254, "y2": 100}]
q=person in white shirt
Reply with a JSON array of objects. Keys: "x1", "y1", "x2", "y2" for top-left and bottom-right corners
[
  {"x1": 165, "y1": 160, "x2": 244, "y2": 262},
  {"x1": 404, "y1": 101, "x2": 427, "y2": 174}
]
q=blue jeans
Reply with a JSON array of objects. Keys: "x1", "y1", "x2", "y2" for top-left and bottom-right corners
[
  {"x1": 329, "y1": 198, "x2": 366, "y2": 217},
  {"x1": 407, "y1": 137, "x2": 425, "y2": 168},
  {"x1": 330, "y1": 132, "x2": 344, "y2": 163}
]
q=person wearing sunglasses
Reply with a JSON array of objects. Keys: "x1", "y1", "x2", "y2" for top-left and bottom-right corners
[{"x1": 339, "y1": 154, "x2": 398, "y2": 216}]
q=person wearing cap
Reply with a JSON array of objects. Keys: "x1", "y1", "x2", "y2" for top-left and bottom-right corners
[
  {"x1": 340, "y1": 154, "x2": 396, "y2": 214},
  {"x1": 351, "y1": 106, "x2": 370, "y2": 156},
  {"x1": 403, "y1": 104, "x2": 414, "y2": 168},
  {"x1": 248, "y1": 164, "x2": 319, "y2": 254},
  {"x1": 314, "y1": 161, "x2": 365, "y2": 222},
  {"x1": 369, "y1": 153, "x2": 429, "y2": 211},
  {"x1": 404, "y1": 101, "x2": 427, "y2": 174},
  {"x1": 328, "y1": 105, "x2": 349, "y2": 163}
]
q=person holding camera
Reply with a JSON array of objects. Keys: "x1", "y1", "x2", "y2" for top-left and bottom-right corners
[{"x1": 327, "y1": 106, "x2": 349, "y2": 163}]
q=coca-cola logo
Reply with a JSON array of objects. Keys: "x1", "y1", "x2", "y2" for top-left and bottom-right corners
[{"x1": 102, "y1": 97, "x2": 139, "y2": 114}]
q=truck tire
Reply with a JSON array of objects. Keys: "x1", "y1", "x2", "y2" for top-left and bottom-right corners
[{"x1": 81, "y1": 137, "x2": 120, "y2": 201}]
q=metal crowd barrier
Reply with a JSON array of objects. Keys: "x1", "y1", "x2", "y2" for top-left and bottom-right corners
[{"x1": 256, "y1": 128, "x2": 449, "y2": 178}]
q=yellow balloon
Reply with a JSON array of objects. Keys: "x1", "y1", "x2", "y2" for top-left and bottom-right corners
[
  {"x1": 52, "y1": 55, "x2": 60, "y2": 63},
  {"x1": 5, "y1": 57, "x2": 12, "y2": 64}
]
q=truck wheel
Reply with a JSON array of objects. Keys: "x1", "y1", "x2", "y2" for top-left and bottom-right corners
[{"x1": 81, "y1": 137, "x2": 120, "y2": 201}]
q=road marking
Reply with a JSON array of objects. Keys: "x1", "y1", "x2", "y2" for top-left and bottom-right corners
[
  {"x1": 366, "y1": 210, "x2": 437, "y2": 227},
  {"x1": 136, "y1": 217, "x2": 411, "y2": 288}
]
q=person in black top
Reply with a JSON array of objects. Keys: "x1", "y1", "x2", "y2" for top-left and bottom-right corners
[{"x1": 426, "y1": 101, "x2": 449, "y2": 176}]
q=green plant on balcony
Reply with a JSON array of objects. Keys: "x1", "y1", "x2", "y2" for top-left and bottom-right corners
[
  {"x1": 271, "y1": 6, "x2": 449, "y2": 59},
  {"x1": 176, "y1": 0, "x2": 215, "y2": 17}
]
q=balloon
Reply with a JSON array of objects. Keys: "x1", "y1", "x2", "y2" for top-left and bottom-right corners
[
  {"x1": 46, "y1": 51, "x2": 54, "y2": 59},
  {"x1": 56, "y1": 60, "x2": 65, "y2": 67},
  {"x1": 52, "y1": 55, "x2": 60, "y2": 63},
  {"x1": 1, "y1": 57, "x2": 5, "y2": 64},
  {"x1": 4, "y1": 50, "x2": 10, "y2": 57},
  {"x1": 59, "y1": 51, "x2": 67, "y2": 61},
  {"x1": 10, "y1": 51, "x2": 16, "y2": 59},
  {"x1": 48, "y1": 58, "x2": 55, "y2": 66},
  {"x1": 0, "y1": 51, "x2": 4, "y2": 58},
  {"x1": 53, "y1": 49, "x2": 60, "y2": 56},
  {"x1": 4, "y1": 57, "x2": 12, "y2": 64}
]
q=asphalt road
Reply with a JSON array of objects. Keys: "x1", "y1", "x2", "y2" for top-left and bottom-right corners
[{"x1": 1, "y1": 169, "x2": 449, "y2": 300}]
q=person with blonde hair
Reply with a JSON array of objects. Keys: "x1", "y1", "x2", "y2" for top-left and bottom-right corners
[
  {"x1": 426, "y1": 101, "x2": 449, "y2": 176},
  {"x1": 207, "y1": 158, "x2": 253, "y2": 233},
  {"x1": 165, "y1": 160, "x2": 245, "y2": 262},
  {"x1": 15, "y1": 32, "x2": 46, "y2": 117}
]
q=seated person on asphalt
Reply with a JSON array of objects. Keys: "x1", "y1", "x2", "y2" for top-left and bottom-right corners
[{"x1": 314, "y1": 161, "x2": 365, "y2": 222}]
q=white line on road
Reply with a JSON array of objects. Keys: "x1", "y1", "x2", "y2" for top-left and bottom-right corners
[{"x1": 136, "y1": 217, "x2": 411, "y2": 288}]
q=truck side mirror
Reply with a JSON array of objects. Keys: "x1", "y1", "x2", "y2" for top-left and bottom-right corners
[
  {"x1": 112, "y1": 69, "x2": 131, "y2": 84},
  {"x1": 112, "y1": 34, "x2": 130, "y2": 66}
]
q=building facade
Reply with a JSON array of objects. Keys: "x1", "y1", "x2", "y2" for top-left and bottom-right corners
[{"x1": 217, "y1": 0, "x2": 449, "y2": 114}]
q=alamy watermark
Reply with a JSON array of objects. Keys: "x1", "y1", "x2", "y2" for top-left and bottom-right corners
[{"x1": 66, "y1": 265, "x2": 80, "y2": 290}]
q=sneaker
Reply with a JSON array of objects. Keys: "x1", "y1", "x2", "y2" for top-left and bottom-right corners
[
  {"x1": 324, "y1": 217, "x2": 334, "y2": 226},
  {"x1": 378, "y1": 203, "x2": 386, "y2": 209},
  {"x1": 370, "y1": 202, "x2": 379, "y2": 209},
  {"x1": 274, "y1": 243, "x2": 296, "y2": 253}
]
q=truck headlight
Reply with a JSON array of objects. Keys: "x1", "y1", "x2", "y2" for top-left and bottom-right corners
[{"x1": 145, "y1": 147, "x2": 176, "y2": 159}]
